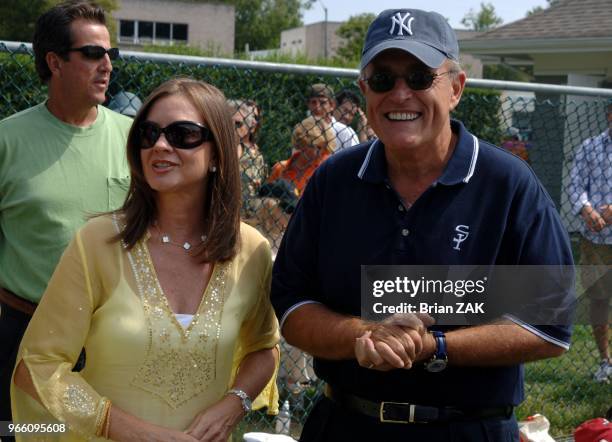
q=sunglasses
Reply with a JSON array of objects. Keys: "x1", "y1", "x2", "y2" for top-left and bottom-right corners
[
  {"x1": 363, "y1": 70, "x2": 453, "y2": 93},
  {"x1": 68, "y1": 45, "x2": 119, "y2": 60},
  {"x1": 139, "y1": 121, "x2": 213, "y2": 150}
]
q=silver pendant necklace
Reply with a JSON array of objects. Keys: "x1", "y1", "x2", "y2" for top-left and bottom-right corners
[{"x1": 153, "y1": 223, "x2": 206, "y2": 251}]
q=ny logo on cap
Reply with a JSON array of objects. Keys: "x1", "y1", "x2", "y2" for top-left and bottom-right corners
[{"x1": 389, "y1": 12, "x2": 414, "y2": 36}]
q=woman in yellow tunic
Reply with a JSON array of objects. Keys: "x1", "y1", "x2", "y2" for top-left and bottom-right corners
[{"x1": 11, "y1": 78, "x2": 279, "y2": 441}]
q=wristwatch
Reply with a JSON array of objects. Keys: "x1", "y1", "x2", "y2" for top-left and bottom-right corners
[
  {"x1": 227, "y1": 389, "x2": 252, "y2": 413},
  {"x1": 424, "y1": 331, "x2": 448, "y2": 372}
]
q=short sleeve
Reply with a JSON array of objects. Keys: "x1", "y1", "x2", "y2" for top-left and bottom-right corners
[
  {"x1": 270, "y1": 165, "x2": 326, "y2": 328},
  {"x1": 505, "y1": 177, "x2": 575, "y2": 348}
]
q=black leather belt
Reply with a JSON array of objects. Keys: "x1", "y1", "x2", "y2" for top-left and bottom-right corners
[{"x1": 325, "y1": 385, "x2": 513, "y2": 424}]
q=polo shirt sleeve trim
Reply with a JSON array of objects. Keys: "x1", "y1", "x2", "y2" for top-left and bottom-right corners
[
  {"x1": 357, "y1": 139, "x2": 379, "y2": 179},
  {"x1": 279, "y1": 300, "x2": 323, "y2": 331},
  {"x1": 463, "y1": 135, "x2": 480, "y2": 183},
  {"x1": 503, "y1": 314, "x2": 570, "y2": 350}
]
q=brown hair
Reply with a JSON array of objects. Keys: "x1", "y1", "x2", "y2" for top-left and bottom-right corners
[
  {"x1": 33, "y1": 1, "x2": 107, "y2": 83},
  {"x1": 115, "y1": 78, "x2": 241, "y2": 263}
]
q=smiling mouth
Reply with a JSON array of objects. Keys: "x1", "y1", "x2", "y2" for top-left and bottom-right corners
[
  {"x1": 386, "y1": 112, "x2": 420, "y2": 121},
  {"x1": 152, "y1": 161, "x2": 176, "y2": 170}
]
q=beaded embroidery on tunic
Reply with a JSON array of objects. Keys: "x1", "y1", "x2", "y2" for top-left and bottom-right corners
[{"x1": 113, "y1": 215, "x2": 230, "y2": 408}]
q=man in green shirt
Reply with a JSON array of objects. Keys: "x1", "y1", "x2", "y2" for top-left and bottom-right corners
[{"x1": 0, "y1": 2, "x2": 132, "y2": 430}]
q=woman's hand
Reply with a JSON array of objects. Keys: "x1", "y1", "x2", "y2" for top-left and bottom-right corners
[
  {"x1": 108, "y1": 405, "x2": 199, "y2": 442},
  {"x1": 185, "y1": 395, "x2": 244, "y2": 442}
]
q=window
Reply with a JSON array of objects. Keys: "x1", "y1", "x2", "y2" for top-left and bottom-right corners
[
  {"x1": 118, "y1": 19, "x2": 188, "y2": 45},
  {"x1": 119, "y1": 20, "x2": 134, "y2": 39},
  {"x1": 172, "y1": 24, "x2": 188, "y2": 41},
  {"x1": 156, "y1": 22, "x2": 170, "y2": 40},
  {"x1": 138, "y1": 21, "x2": 153, "y2": 39}
]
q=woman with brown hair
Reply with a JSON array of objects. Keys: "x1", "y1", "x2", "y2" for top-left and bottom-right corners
[{"x1": 11, "y1": 78, "x2": 279, "y2": 441}]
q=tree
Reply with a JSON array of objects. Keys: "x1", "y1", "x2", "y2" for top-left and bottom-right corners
[
  {"x1": 334, "y1": 13, "x2": 376, "y2": 64},
  {"x1": 461, "y1": 2, "x2": 503, "y2": 31},
  {"x1": 220, "y1": 0, "x2": 314, "y2": 52},
  {"x1": 527, "y1": 0, "x2": 561, "y2": 16},
  {"x1": 0, "y1": 0, "x2": 118, "y2": 43}
]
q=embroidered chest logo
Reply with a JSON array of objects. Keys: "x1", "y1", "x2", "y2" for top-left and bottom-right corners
[
  {"x1": 389, "y1": 12, "x2": 414, "y2": 36},
  {"x1": 452, "y1": 225, "x2": 470, "y2": 251}
]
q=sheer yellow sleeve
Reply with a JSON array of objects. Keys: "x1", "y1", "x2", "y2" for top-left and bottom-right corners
[
  {"x1": 232, "y1": 239, "x2": 281, "y2": 414},
  {"x1": 11, "y1": 229, "x2": 109, "y2": 439}
]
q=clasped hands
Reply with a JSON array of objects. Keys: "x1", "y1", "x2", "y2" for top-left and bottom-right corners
[{"x1": 355, "y1": 313, "x2": 436, "y2": 371}]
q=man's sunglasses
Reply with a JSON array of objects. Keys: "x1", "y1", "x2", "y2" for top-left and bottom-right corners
[
  {"x1": 138, "y1": 121, "x2": 213, "y2": 150},
  {"x1": 68, "y1": 45, "x2": 119, "y2": 60},
  {"x1": 363, "y1": 70, "x2": 453, "y2": 93}
]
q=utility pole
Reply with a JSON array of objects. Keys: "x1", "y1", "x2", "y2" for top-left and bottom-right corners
[{"x1": 319, "y1": 1, "x2": 328, "y2": 58}]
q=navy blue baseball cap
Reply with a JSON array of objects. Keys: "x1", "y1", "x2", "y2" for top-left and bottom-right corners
[{"x1": 360, "y1": 9, "x2": 459, "y2": 70}]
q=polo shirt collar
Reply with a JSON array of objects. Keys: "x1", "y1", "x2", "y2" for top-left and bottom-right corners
[{"x1": 357, "y1": 119, "x2": 479, "y2": 186}]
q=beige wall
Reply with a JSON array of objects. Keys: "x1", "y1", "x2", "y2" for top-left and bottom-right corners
[
  {"x1": 533, "y1": 52, "x2": 612, "y2": 84},
  {"x1": 114, "y1": 0, "x2": 235, "y2": 55},
  {"x1": 280, "y1": 27, "x2": 306, "y2": 56},
  {"x1": 280, "y1": 21, "x2": 344, "y2": 59}
]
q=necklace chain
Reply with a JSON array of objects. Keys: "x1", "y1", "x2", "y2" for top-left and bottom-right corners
[{"x1": 153, "y1": 224, "x2": 206, "y2": 251}]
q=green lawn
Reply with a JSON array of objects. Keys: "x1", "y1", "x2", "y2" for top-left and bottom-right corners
[{"x1": 517, "y1": 324, "x2": 611, "y2": 437}]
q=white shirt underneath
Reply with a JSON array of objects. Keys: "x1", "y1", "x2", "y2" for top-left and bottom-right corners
[{"x1": 175, "y1": 313, "x2": 194, "y2": 329}]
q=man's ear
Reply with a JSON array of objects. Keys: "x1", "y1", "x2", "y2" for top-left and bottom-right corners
[
  {"x1": 358, "y1": 78, "x2": 367, "y2": 95},
  {"x1": 46, "y1": 52, "x2": 63, "y2": 78},
  {"x1": 449, "y1": 71, "x2": 466, "y2": 112}
]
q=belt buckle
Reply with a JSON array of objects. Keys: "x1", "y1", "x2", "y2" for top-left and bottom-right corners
[{"x1": 379, "y1": 401, "x2": 422, "y2": 424}]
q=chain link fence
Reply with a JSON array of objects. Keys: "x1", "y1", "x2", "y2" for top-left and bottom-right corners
[{"x1": 1, "y1": 42, "x2": 611, "y2": 439}]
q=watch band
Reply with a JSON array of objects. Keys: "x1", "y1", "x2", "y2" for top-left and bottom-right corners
[
  {"x1": 425, "y1": 331, "x2": 448, "y2": 372},
  {"x1": 227, "y1": 388, "x2": 252, "y2": 413}
]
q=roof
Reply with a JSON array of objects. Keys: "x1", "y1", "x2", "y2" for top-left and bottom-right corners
[{"x1": 471, "y1": 0, "x2": 612, "y2": 40}]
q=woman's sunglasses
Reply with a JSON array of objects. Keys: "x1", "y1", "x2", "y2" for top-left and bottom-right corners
[
  {"x1": 67, "y1": 45, "x2": 119, "y2": 60},
  {"x1": 363, "y1": 70, "x2": 453, "y2": 93},
  {"x1": 138, "y1": 121, "x2": 213, "y2": 150}
]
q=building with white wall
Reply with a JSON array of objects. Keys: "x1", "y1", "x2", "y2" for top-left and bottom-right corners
[
  {"x1": 113, "y1": 0, "x2": 235, "y2": 55},
  {"x1": 280, "y1": 21, "x2": 344, "y2": 59}
]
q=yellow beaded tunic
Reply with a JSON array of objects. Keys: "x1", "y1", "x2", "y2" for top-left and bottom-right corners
[{"x1": 11, "y1": 215, "x2": 279, "y2": 441}]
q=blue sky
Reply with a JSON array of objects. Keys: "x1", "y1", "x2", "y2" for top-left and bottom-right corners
[{"x1": 303, "y1": 0, "x2": 549, "y2": 29}]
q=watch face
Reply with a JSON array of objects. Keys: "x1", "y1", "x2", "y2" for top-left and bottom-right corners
[
  {"x1": 244, "y1": 397, "x2": 253, "y2": 411},
  {"x1": 426, "y1": 359, "x2": 447, "y2": 373}
]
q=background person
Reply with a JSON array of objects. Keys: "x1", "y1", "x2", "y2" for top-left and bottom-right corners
[
  {"x1": 0, "y1": 2, "x2": 132, "y2": 432},
  {"x1": 268, "y1": 115, "x2": 336, "y2": 194},
  {"x1": 108, "y1": 90, "x2": 143, "y2": 118},
  {"x1": 271, "y1": 8, "x2": 574, "y2": 441},
  {"x1": 334, "y1": 89, "x2": 377, "y2": 143},
  {"x1": 568, "y1": 102, "x2": 612, "y2": 383},
  {"x1": 304, "y1": 83, "x2": 358, "y2": 152},
  {"x1": 229, "y1": 99, "x2": 267, "y2": 219},
  {"x1": 11, "y1": 78, "x2": 279, "y2": 442},
  {"x1": 253, "y1": 179, "x2": 298, "y2": 257}
]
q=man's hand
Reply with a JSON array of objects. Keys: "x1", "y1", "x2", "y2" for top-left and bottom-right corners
[
  {"x1": 186, "y1": 395, "x2": 244, "y2": 442},
  {"x1": 356, "y1": 108, "x2": 376, "y2": 142},
  {"x1": 354, "y1": 313, "x2": 434, "y2": 370},
  {"x1": 581, "y1": 204, "x2": 606, "y2": 232}
]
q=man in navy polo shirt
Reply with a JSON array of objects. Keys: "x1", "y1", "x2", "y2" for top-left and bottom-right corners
[{"x1": 271, "y1": 8, "x2": 573, "y2": 441}]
